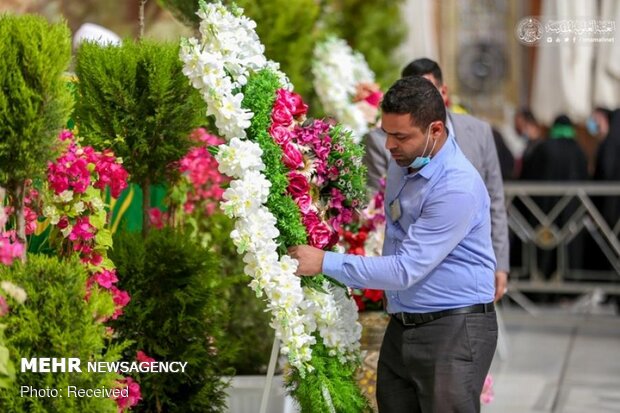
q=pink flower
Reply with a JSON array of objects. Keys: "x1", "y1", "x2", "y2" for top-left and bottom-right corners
[
  {"x1": 281, "y1": 141, "x2": 304, "y2": 170},
  {"x1": 190, "y1": 128, "x2": 223, "y2": 145},
  {"x1": 271, "y1": 101, "x2": 294, "y2": 126},
  {"x1": 148, "y1": 208, "x2": 165, "y2": 229},
  {"x1": 287, "y1": 172, "x2": 310, "y2": 198},
  {"x1": 480, "y1": 374, "x2": 494, "y2": 404},
  {"x1": 329, "y1": 188, "x2": 345, "y2": 210},
  {"x1": 302, "y1": 211, "x2": 321, "y2": 229},
  {"x1": 94, "y1": 150, "x2": 129, "y2": 198},
  {"x1": 24, "y1": 207, "x2": 38, "y2": 235},
  {"x1": 69, "y1": 217, "x2": 95, "y2": 241},
  {"x1": 276, "y1": 89, "x2": 308, "y2": 117},
  {"x1": 59, "y1": 129, "x2": 74, "y2": 141},
  {"x1": 294, "y1": 194, "x2": 313, "y2": 214},
  {"x1": 0, "y1": 232, "x2": 25, "y2": 265},
  {"x1": 269, "y1": 124, "x2": 293, "y2": 145},
  {"x1": 92, "y1": 269, "x2": 119, "y2": 289},
  {"x1": 364, "y1": 90, "x2": 383, "y2": 108},
  {"x1": 110, "y1": 286, "x2": 131, "y2": 320},
  {"x1": 136, "y1": 351, "x2": 156, "y2": 367},
  {"x1": 307, "y1": 222, "x2": 334, "y2": 249},
  {"x1": 114, "y1": 377, "x2": 141, "y2": 412}
]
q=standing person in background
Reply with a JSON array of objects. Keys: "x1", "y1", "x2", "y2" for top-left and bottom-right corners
[
  {"x1": 514, "y1": 107, "x2": 543, "y2": 178},
  {"x1": 290, "y1": 76, "x2": 497, "y2": 413},
  {"x1": 363, "y1": 58, "x2": 509, "y2": 302},
  {"x1": 520, "y1": 115, "x2": 589, "y2": 279}
]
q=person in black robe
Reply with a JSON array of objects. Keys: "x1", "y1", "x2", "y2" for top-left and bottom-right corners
[
  {"x1": 519, "y1": 115, "x2": 589, "y2": 280},
  {"x1": 587, "y1": 109, "x2": 620, "y2": 273}
]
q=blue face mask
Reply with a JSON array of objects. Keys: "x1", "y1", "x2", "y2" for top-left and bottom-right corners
[
  {"x1": 586, "y1": 116, "x2": 599, "y2": 136},
  {"x1": 409, "y1": 126, "x2": 436, "y2": 169}
]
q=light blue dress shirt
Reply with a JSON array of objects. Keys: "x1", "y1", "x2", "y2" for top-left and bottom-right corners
[{"x1": 322, "y1": 132, "x2": 496, "y2": 313}]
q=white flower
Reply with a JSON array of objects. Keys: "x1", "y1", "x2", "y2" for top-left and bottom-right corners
[
  {"x1": 216, "y1": 137, "x2": 264, "y2": 179},
  {"x1": 90, "y1": 197, "x2": 105, "y2": 212},
  {"x1": 1, "y1": 281, "x2": 27, "y2": 304},
  {"x1": 43, "y1": 205, "x2": 60, "y2": 225},
  {"x1": 221, "y1": 172, "x2": 271, "y2": 218},
  {"x1": 54, "y1": 190, "x2": 74, "y2": 203},
  {"x1": 312, "y1": 36, "x2": 376, "y2": 142},
  {"x1": 72, "y1": 201, "x2": 86, "y2": 215},
  {"x1": 60, "y1": 224, "x2": 73, "y2": 238}
]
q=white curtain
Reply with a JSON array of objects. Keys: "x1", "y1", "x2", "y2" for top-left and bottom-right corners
[
  {"x1": 394, "y1": 0, "x2": 439, "y2": 69},
  {"x1": 593, "y1": 0, "x2": 620, "y2": 109},
  {"x1": 531, "y1": 0, "x2": 597, "y2": 125}
]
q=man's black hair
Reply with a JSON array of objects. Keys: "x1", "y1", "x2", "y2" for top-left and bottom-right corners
[
  {"x1": 517, "y1": 107, "x2": 538, "y2": 124},
  {"x1": 381, "y1": 76, "x2": 446, "y2": 130},
  {"x1": 401, "y1": 58, "x2": 443, "y2": 85}
]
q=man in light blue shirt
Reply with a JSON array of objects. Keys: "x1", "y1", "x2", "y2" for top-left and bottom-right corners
[{"x1": 290, "y1": 76, "x2": 497, "y2": 412}]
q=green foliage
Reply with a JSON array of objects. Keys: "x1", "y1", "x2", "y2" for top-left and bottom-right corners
[
  {"x1": 74, "y1": 39, "x2": 205, "y2": 186},
  {"x1": 0, "y1": 14, "x2": 72, "y2": 189},
  {"x1": 156, "y1": 0, "x2": 202, "y2": 27},
  {"x1": 242, "y1": 70, "x2": 307, "y2": 251},
  {"x1": 109, "y1": 228, "x2": 230, "y2": 412},
  {"x1": 235, "y1": 0, "x2": 321, "y2": 98},
  {"x1": 287, "y1": 338, "x2": 370, "y2": 413},
  {"x1": 321, "y1": 0, "x2": 406, "y2": 88},
  {"x1": 0, "y1": 255, "x2": 127, "y2": 413},
  {"x1": 327, "y1": 125, "x2": 367, "y2": 206}
]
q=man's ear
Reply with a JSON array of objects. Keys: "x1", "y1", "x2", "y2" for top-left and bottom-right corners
[{"x1": 439, "y1": 84, "x2": 449, "y2": 106}]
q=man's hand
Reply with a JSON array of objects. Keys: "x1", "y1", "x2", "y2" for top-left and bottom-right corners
[
  {"x1": 287, "y1": 245, "x2": 325, "y2": 276},
  {"x1": 494, "y1": 271, "x2": 508, "y2": 302}
]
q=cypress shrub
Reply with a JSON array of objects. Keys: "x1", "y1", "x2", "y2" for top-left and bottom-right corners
[
  {"x1": 0, "y1": 14, "x2": 73, "y2": 241},
  {"x1": 74, "y1": 40, "x2": 205, "y2": 234},
  {"x1": 109, "y1": 228, "x2": 230, "y2": 412},
  {"x1": 0, "y1": 255, "x2": 127, "y2": 413}
]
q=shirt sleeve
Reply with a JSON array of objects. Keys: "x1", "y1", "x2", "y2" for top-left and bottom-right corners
[{"x1": 322, "y1": 190, "x2": 478, "y2": 290}]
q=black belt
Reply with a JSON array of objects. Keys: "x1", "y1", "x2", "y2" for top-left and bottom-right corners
[{"x1": 393, "y1": 302, "x2": 494, "y2": 327}]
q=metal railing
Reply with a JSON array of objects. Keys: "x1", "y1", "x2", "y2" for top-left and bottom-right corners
[{"x1": 505, "y1": 182, "x2": 620, "y2": 299}]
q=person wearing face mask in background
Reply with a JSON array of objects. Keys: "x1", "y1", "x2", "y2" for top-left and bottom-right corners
[
  {"x1": 363, "y1": 58, "x2": 509, "y2": 303},
  {"x1": 289, "y1": 76, "x2": 497, "y2": 413}
]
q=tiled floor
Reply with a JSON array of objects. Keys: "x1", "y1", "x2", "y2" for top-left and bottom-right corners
[{"x1": 483, "y1": 302, "x2": 620, "y2": 413}]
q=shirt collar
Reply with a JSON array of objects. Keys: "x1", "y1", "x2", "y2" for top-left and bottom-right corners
[{"x1": 403, "y1": 126, "x2": 455, "y2": 180}]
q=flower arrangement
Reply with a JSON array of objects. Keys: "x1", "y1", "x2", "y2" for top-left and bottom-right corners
[
  {"x1": 43, "y1": 130, "x2": 131, "y2": 321},
  {"x1": 181, "y1": 2, "x2": 369, "y2": 411},
  {"x1": 340, "y1": 185, "x2": 386, "y2": 312},
  {"x1": 312, "y1": 36, "x2": 382, "y2": 142}
]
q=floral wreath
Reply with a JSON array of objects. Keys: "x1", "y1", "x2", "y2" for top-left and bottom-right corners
[
  {"x1": 312, "y1": 36, "x2": 382, "y2": 143},
  {"x1": 181, "y1": 2, "x2": 368, "y2": 410}
]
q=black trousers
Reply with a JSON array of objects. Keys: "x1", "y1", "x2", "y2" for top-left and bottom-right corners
[{"x1": 376, "y1": 312, "x2": 497, "y2": 413}]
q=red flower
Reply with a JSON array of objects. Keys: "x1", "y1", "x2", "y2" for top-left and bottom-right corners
[{"x1": 363, "y1": 289, "x2": 384, "y2": 302}]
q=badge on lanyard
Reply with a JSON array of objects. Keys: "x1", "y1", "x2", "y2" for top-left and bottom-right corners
[{"x1": 389, "y1": 198, "x2": 402, "y2": 222}]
